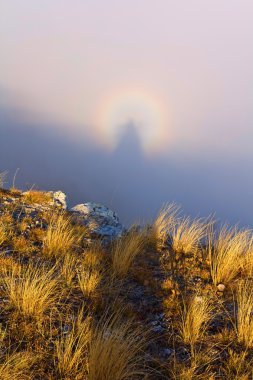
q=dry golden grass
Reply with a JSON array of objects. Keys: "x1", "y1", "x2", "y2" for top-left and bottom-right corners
[
  {"x1": 242, "y1": 236, "x2": 253, "y2": 277},
  {"x1": 0, "y1": 351, "x2": 35, "y2": 380},
  {"x1": 59, "y1": 252, "x2": 77, "y2": 287},
  {"x1": 150, "y1": 203, "x2": 180, "y2": 250},
  {"x1": 235, "y1": 280, "x2": 253, "y2": 348},
  {"x1": 111, "y1": 229, "x2": 147, "y2": 277},
  {"x1": 0, "y1": 324, "x2": 6, "y2": 343},
  {"x1": 208, "y1": 226, "x2": 250, "y2": 286},
  {"x1": 82, "y1": 241, "x2": 105, "y2": 267},
  {"x1": 171, "y1": 216, "x2": 209, "y2": 256},
  {"x1": 77, "y1": 265, "x2": 102, "y2": 298},
  {"x1": 222, "y1": 349, "x2": 253, "y2": 380},
  {"x1": 55, "y1": 311, "x2": 91, "y2": 379},
  {"x1": 22, "y1": 190, "x2": 51, "y2": 204},
  {"x1": 12, "y1": 235, "x2": 32, "y2": 254},
  {"x1": 0, "y1": 221, "x2": 7, "y2": 246},
  {"x1": 1, "y1": 263, "x2": 60, "y2": 320},
  {"x1": 179, "y1": 295, "x2": 214, "y2": 350},
  {"x1": 87, "y1": 312, "x2": 148, "y2": 380},
  {"x1": 0, "y1": 257, "x2": 21, "y2": 275},
  {"x1": 43, "y1": 213, "x2": 78, "y2": 257},
  {"x1": 9, "y1": 187, "x2": 22, "y2": 196}
]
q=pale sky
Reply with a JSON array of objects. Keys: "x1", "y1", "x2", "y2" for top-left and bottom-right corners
[
  {"x1": 1, "y1": 0, "x2": 253, "y2": 154},
  {"x1": 1, "y1": 1, "x2": 253, "y2": 225}
]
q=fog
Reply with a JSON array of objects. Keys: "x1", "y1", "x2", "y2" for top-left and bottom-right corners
[
  {"x1": 1, "y1": 104, "x2": 253, "y2": 227},
  {"x1": 1, "y1": 1, "x2": 253, "y2": 226}
]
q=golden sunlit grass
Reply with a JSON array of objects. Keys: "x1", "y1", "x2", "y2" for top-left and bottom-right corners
[
  {"x1": 1, "y1": 263, "x2": 60, "y2": 320},
  {"x1": 171, "y1": 216, "x2": 209, "y2": 256},
  {"x1": 242, "y1": 237, "x2": 253, "y2": 277},
  {"x1": 0, "y1": 351, "x2": 36, "y2": 380},
  {"x1": 77, "y1": 265, "x2": 102, "y2": 298},
  {"x1": 59, "y1": 252, "x2": 77, "y2": 287},
  {"x1": 111, "y1": 229, "x2": 147, "y2": 277},
  {"x1": 55, "y1": 310, "x2": 148, "y2": 380},
  {"x1": 87, "y1": 312, "x2": 148, "y2": 380},
  {"x1": 235, "y1": 280, "x2": 253, "y2": 348},
  {"x1": 222, "y1": 349, "x2": 253, "y2": 380},
  {"x1": 4, "y1": 184, "x2": 253, "y2": 378},
  {"x1": 150, "y1": 203, "x2": 179, "y2": 251},
  {"x1": 43, "y1": 213, "x2": 78, "y2": 257},
  {"x1": 208, "y1": 226, "x2": 250, "y2": 286},
  {"x1": 12, "y1": 235, "x2": 32, "y2": 254},
  {"x1": 0, "y1": 257, "x2": 21, "y2": 275},
  {"x1": 22, "y1": 190, "x2": 52, "y2": 205},
  {"x1": 55, "y1": 311, "x2": 91, "y2": 379},
  {"x1": 0, "y1": 221, "x2": 8, "y2": 246},
  {"x1": 179, "y1": 295, "x2": 214, "y2": 351}
]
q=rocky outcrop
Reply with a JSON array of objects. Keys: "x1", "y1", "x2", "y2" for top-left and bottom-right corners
[
  {"x1": 70, "y1": 202, "x2": 125, "y2": 239},
  {"x1": 50, "y1": 191, "x2": 67, "y2": 209}
]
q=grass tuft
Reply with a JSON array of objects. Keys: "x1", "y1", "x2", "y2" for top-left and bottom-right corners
[
  {"x1": 87, "y1": 312, "x2": 148, "y2": 380},
  {"x1": 235, "y1": 280, "x2": 253, "y2": 348},
  {"x1": 150, "y1": 203, "x2": 180, "y2": 250},
  {"x1": 0, "y1": 221, "x2": 8, "y2": 246},
  {"x1": 1, "y1": 263, "x2": 59, "y2": 320},
  {"x1": 179, "y1": 295, "x2": 214, "y2": 350},
  {"x1": 0, "y1": 351, "x2": 35, "y2": 380},
  {"x1": 208, "y1": 226, "x2": 250, "y2": 286},
  {"x1": 55, "y1": 311, "x2": 91, "y2": 379},
  {"x1": 22, "y1": 190, "x2": 51, "y2": 205},
  {"x1": 43, "y1": 213, "x2": 78, "y2": 257},
  {"x1": 111, "y1": 229, "x2": 147, "y2": 277},
  {"x1": 171, "y1": 216, "x2": 209, "y2": 256}
]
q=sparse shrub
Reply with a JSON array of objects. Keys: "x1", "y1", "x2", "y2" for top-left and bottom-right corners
[
  {"x1": 111, "y1": 229, "x2": 146, "y2": 277},
  {"x1": 43, "y1": 213, "x2": 78, "y2": 257},
  {"x1": 1, "y1": 263, "x2": 60, "y2": 320},
  {"x1": 179, "y1": 295, "x2": 214, "y2": 350},
  {"x1": 235, "y1": 280, "x2": 253, "y2": 348},
  {"x1": 208, "y1": 226, "x2": 250, "y2": 286}
]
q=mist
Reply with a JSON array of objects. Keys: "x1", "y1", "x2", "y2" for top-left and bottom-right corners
[
  {"x1": 1, "y1": 1, "x2": 253, "y2": 226},
  {"x1": 1, "y1": 103, "x2": 253, "y2": 228}
]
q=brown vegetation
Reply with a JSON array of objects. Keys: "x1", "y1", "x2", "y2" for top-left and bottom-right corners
[{"x1": 1, "y1": 187, "x2": 253, "y2": 379}]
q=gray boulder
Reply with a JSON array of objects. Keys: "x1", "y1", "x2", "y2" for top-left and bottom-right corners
[{"x1": 70, "y1": 202, "x2": 125, "y2": 239}]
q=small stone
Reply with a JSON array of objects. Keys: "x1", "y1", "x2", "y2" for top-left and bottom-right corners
[
  {"x1": 217, "y1": 283, "x2": 225, "y2": 292},
  {"x1": 153, "y1": 324, "x2": 163, "y2": 333},
  {"x1": 162, "y1": 348, "x2": 173, "y2": 357}
]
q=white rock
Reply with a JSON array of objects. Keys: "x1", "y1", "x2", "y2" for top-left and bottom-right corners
[
  {"x1": 70, "y1": 202, "x2": 125, "y2": 239},
  {"x1": 50, "y1": 191, "x2": 67, "y2": 209}
]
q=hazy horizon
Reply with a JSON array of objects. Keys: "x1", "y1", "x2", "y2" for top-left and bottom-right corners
[{"x1": 1, "y1": 1, "x2": 253, "y2": 226}]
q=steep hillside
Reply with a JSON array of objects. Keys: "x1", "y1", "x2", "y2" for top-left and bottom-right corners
[{"x1": 0, "y1": 184, "x2": 253, "y2": 379}]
